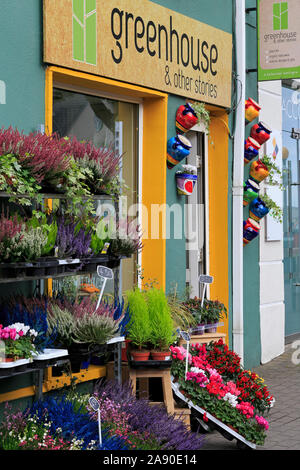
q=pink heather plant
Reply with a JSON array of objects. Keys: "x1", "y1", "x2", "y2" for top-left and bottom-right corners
[
  {"x1": 0, "y1": 127, "x2": 71, "y2": 183},
  {"x1": 0, "y1": 212, "x2": 23, "y2": 243},
  {"x1": 68, "y1": 137, "x2": 121, "y2": 183}
]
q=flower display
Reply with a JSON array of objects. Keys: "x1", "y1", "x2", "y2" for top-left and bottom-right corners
[
  {"x1": 0, "y1": 322, "x2": 37, "y2": 360},
  {"x1": 171, "y1": 340, "x2": 273, "y2": 445}
]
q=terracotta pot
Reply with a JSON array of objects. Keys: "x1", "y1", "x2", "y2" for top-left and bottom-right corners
[
  {"x1": 250, "y1": 159, "x2": 269, "y2": 183},
  {"x1": 0, "y1": 357, "x2": 14, "y2": 363},
  {"x1": 245, "y1": 98, "x2": 261, "y2": 124},
  {"x1": 150, "y1": 350, "x2": 171, "y2": 361},
  {"x1": 121, "y1": 339, "x2": 131, "y2": 362},
  {"x1": 131, "y1": 350, "x2": 150, "y2": 361}
]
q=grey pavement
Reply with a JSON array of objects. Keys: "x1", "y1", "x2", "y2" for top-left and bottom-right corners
[{"x1": 199, "y1": 343, "x2": 300, "y2": 450}]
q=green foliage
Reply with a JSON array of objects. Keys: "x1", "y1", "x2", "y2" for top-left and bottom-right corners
[
  {"x1": 4, "y1": 336, "x2": 36, "y2": 360},
  {"x1": 182, "y1": 297, "x2": 227, "y2": 325},
  {"x1": 126, "y1": 288, "x2": 151, "y2": 350},
  {"x1": 167, "y1": 286, "x2": 197, "y2": 330},
  {"x1": 147, "y1": 288, "x2": 175, "y2": 351},
  {"x1": 190, "y1": 102, "x2": 210, "y2": 135},
  {"x1": 47, "y1": 305, "x2": 76, "y2": 348},
  {"x1": 72, "y1": 314, "x2": 118, "y2": 346},
  {"x1": 0, "y1": 154, "x2": 42, "y2": 206},
  {"x1": 26, "y1": 211, "x2": 58, "y2": 256},
  {"x1": 261, "y1": 154, "x2": 284, "y2": 190},
  {"x1": 260, "y1": 192, "x2": 283, "y2": 224}
]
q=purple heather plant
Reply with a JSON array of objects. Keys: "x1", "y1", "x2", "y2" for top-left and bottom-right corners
[
  {"x1": 55, "y1": 215, "x2": 92, "y2": 259},
  {"x1": 93, "y1": 380, "x2": 203, "y2": 450}
]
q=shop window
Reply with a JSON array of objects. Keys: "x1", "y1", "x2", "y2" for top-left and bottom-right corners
[{"x1": 53, "y1": 87, "x2": 139, "y2": 294}]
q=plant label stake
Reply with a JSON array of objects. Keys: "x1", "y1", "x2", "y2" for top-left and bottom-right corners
[
  {"x1": 89, "y1": 396, "x2": 102, "y2": 447},
  {"x1": 94, "y1": 265, "x2": 114, "y2": 312},
  {"x1": 199, "y1": 274, "x2": 213, "y2": 307},
  {"x1": 179, "y1": 330, "x2": 191, "y2": 380}
]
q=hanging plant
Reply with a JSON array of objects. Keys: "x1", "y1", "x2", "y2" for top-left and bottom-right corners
[
  {"x1": 189, "y1": 101, "x2": 210, "y2": 135},
  {"x1": 259, "y1": 193, "x2": 283, "y2": 224},
  {"x1": 260, "y1": 154, "x2": 284, "y2": 190}
]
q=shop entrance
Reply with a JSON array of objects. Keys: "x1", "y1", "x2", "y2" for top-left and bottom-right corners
[
  {"x1": 185, "y1": 126, "x2": 208, "y2": 299},
  {"x1": 282, "y1": 86, "x2": 300, "y2": 338}
]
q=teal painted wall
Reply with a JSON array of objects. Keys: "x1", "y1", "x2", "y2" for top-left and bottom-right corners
[
  {"x1": 0, "y1": 0, "x2": 45, "y2": 407},
  {"x1": 243, "y1": 0, "x2": 261, "y2": 368},
  {"x1": 165, "y1": 96, "x2": 187, "y2": 296},
  {"x1": 155, "y1": 0, "x2": 234, "y2": 308},
  {"x1": 0, "y1": 0, "x2": 45, "y2": 132}
]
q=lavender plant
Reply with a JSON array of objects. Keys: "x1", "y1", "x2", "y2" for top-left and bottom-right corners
[{"x1": 93, "y1": 380, "x2": 204, "y2": 450}]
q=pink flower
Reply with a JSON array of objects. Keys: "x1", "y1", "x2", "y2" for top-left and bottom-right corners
[
  {"x1": 255, "y1": 415, "x2": 269, "y2": 430},
  {"x1": 18, "y1": 331, "x2": 24, "y2": 337}
]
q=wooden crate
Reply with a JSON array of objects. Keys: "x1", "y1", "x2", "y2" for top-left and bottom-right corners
[{"x1": 179, "y1": 332, "x2": 226, "y2": 347}]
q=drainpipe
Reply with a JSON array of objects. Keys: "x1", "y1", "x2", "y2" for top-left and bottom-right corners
[{"x1": 232, "y1": 0, "x2": 245, "y2": 364}]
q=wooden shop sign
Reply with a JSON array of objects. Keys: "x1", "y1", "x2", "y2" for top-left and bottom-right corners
[{"x1": 43, "y1": 0, "x2": 232, "y2": 107}]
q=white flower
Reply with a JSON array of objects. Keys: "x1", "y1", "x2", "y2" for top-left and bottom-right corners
[{"x1": 223, "y1": 392, "x2": 239, "y2": 408}]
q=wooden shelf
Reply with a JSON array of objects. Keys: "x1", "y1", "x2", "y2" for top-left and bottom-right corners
[{"x1": 0, "y1": 191, "x2": 113, "y2": 201}]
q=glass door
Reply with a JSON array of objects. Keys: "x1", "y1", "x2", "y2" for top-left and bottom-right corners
[
  {"x1": 282, "y1": 85, "x2": 300, "y2": 337},
  {"x1": 185, "y1": 130, "x2": 207, "y2": 298}
]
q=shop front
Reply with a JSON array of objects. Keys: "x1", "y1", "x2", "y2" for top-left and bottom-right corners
[{"x1": 0, "y1": 0, "x2": 233, "y2": 407}]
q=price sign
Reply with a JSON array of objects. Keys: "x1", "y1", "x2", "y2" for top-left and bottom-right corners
[
  {"x1": 89, "y1": 396, "x2": 100, "y2": 411},
  {"x1": 97, "y1": 266, "x2": 114, "y2": 279},
  {"x1": 179, "y1": 330, "x2": 191, "y2": 342},
  {"x1": 199, "y1": 274, "x2": 214, "y2": 307},
  {"x1": 94, "y1": 266, "x2": 114, "y2": 313},
  {"x1": 89, "y1": 396, "x2": 102, "y2": 447},
  {"x1": 199, "y1": 275, "x2": 213, "y2": 284}
]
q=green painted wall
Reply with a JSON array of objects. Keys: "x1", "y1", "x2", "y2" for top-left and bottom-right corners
[{"x1": 243, "y1": 0, "x2": 261, "y2": 368}]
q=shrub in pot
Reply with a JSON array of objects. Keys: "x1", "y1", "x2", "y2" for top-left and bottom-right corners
[
  {"x1": 126, "y1": 288, "x2": 151, "y2": 361},
  {"x1": 147, "y1": 288, "x2": 175, "y2": 360},
  {"x1": 182, "y1": 297, "x2": 227, "y2": 333}
]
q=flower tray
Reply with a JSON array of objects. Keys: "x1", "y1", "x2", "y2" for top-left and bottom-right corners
[
  {"x1": 171, "y1": 376, "x2": 256, "y2": 450},
  {"x1": 129, "y1": 359, "x2": 172, "y2": 369},
  {"x1": 0, "y1": 358, "x2": 31, "y2": 377},
  {"x1": 80, "y1": 255, "x2": 110, "y2": 272},
  {"x1": 32, "y1": 348, "x2": 69, "y2": 367}
]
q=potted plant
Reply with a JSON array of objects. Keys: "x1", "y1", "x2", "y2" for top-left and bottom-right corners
[
  {"x1": 188, "y1": 102, "x2": 211, "y2": 135},
  {"x1": 175, "y1": 164, "x2": 198, "y2": 196},
  {"x1": 0, "y1": 323, "x2": 37, "y2": 361},
  {"x1": 147, "y1": 288, "x2": 175, "y2": 360},
  {"x1": 126, "y1": 288, "x2": 152, "y2": 361},
  {"x1": 182, "y1": 297, "x2": 227, "y2": 333}
]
